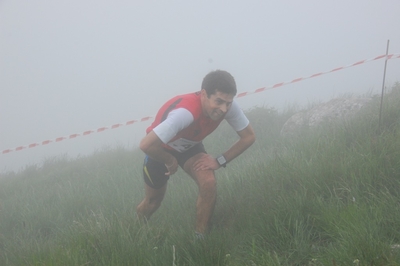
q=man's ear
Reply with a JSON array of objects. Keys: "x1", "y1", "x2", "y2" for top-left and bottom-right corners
[{"x1": 200, "y1": 89, "x2": 208, "y2": 99}]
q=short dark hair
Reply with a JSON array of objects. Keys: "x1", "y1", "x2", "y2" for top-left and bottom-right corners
[{"x1": 201, "y1": 70, "x2": 237, "y2": 97}]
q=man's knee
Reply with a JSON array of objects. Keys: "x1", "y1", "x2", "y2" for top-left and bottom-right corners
[
  {"x1": 140, "y1": 185, "x2": 166, "y2": 210},
  {"x1": 147, "y1": 195, "x2": 163, "y2": 209},
  {"x1": 136, "y1": 195, "x2": 163, "y2": 217},
  {"x1": 198, "y1": 175, "x2": 217, "y2": 192}
]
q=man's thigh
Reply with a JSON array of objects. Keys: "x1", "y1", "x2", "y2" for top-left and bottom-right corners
[
  {"x1": 182, "y1": 152, "x2": 217, "y2": 186},
  {"x1": 182, "y1": 152, "x2": 206, "y2": 176},
  {"x1": 143, "y1": 156, "x2": 169, "y2": 189},
  {"x1": 142, "y1": 143, "x2": 206, "y2": 188}
]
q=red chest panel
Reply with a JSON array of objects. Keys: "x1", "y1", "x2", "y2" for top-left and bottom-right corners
[{"x1": 146, "y1": 92, "x2": 223, "y2": 147}]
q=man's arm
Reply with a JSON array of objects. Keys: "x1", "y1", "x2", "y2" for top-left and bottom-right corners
[
  {"x1": 222, "y1": 123, "x2": 256, "y2": 164},
  {"x1": 140, "y1": 108, "x2": 194, "y2": 175},
  {"x1": 192, "y1": 124, "x2": 255, "y2": 171},
  {"x1": 140, "y1": 131, "x2": 178, "y2": 175}
]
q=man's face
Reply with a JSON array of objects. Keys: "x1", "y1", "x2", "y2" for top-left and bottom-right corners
[{"x1": 201, "y1": 89, "x2": 235, "y2": 121}]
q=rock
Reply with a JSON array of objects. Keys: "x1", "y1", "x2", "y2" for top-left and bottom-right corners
[{"x1": 280, "y1": 97, "x2": 371, "y2": 136}]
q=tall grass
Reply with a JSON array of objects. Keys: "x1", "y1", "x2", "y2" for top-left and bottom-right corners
[{"x1": 1, "y1": 83, "x2": 400, "y2": 265}]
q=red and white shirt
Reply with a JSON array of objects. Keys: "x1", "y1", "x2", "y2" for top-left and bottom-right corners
[{"x1": 146, "y1": 92, "x2": 249, "y2": 152}]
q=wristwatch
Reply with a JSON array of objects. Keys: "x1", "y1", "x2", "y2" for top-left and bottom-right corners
[{"x1": 216, "y1": 155, "x2": 227, "y2": 168}]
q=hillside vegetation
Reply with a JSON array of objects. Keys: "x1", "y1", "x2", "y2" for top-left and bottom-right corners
[{"x1": 1, "y1": 83, "x2": 400, "y2": 266}]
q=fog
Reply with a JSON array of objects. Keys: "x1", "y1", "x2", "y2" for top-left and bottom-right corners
[{"x1": 1, "y1": 0, "x2": 400, "y2": 173}]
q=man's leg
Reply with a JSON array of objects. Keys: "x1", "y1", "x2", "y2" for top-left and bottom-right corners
[
  {"x1": 136, "y1": 183, "x2": 167, "y2": 221},
  {"x1": 183, "y1": 153, "x2": 217, "y2": 234}
]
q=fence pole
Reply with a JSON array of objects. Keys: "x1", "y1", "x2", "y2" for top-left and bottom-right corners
[{"x1": 378, "y1": 40, "x2": 390, "y2": 129}]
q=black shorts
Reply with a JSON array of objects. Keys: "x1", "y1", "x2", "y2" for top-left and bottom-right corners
[{"x1": 143, "y1": 143, "x2": 206, "y2": 189}]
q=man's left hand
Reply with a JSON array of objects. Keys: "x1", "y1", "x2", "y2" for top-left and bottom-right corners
[{"x1": 193, "y1": 154, "x2": 220, "y2": 171}]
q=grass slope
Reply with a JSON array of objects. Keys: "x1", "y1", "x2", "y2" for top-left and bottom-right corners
[{"x1": 1, "y1": 83, "x2": 400, "y2": 266}]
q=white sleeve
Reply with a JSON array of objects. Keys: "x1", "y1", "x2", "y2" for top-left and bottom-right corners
[
  {"x1": 152, "y1": 108, "x2": 194, "y2": 144},
  {"x1": 224, "y1": 100, "x2": 249, "y2": 132}
]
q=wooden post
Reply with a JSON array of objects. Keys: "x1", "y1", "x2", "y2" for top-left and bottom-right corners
[{"x1": 378, "y1": 40, "x2": 390, "y2": 129}]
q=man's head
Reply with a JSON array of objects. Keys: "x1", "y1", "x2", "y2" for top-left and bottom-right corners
[
  {"x1": 201, "y1": 70, "x2": 237, "y2": 97},
  {"x1": 200, "y1": 70, "x2": 237, "y2": 121}
]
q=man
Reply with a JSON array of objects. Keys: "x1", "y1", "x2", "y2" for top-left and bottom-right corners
[{"x1": 136, "y1": 70, "x2": 255, "y2": 237}]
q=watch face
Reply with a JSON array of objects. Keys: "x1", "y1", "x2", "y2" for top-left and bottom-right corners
[{"x1": 217, "y1": 156, "x2": 226, "y2": 165}]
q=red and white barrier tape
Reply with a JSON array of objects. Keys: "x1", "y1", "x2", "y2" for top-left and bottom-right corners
[
  {"x1": 237, "y1": 53, "x2": 400, "y2": 98},
  {"x1": 2, "y1": 53, "x2": 399, "y2": 155},
  {"x1": 1, "y1": 116, "x2": 153, "y2": 154}
]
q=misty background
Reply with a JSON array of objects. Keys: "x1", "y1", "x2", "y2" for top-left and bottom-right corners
[{"x1": 1, "y1": 0, "x2": 400, "y2": 173}]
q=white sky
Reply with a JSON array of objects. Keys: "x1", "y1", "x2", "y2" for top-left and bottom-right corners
[{"x1": 1, "y1": 0, "x2": 400, "y2": 173}]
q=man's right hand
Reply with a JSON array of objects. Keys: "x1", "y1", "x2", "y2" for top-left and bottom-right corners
[
  {"x1": 165, "y1": 156, "x2": 178, "y2": 176},
  {"x1": 140, "y1": 131, "x2": 179, "y2": 176}
]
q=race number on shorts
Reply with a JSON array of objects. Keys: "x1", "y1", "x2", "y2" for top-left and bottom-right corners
[{"x1": 167, "y1": 138, "x2": 199, "y2": 153}]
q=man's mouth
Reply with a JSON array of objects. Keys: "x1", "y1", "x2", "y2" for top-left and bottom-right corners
[{"x1": 212, "y1": 111, "x2": 223, "y2": 118}]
